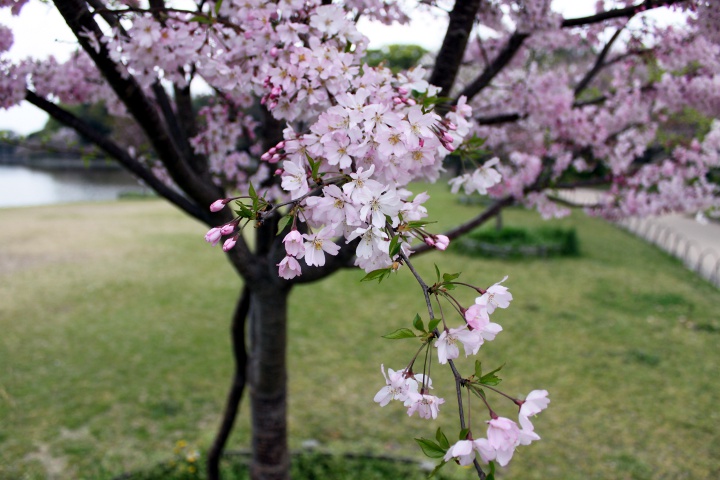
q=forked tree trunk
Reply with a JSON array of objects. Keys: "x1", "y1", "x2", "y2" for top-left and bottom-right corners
[{"x1": 247, "y1": 281, "x2": 292, "y2": 480}]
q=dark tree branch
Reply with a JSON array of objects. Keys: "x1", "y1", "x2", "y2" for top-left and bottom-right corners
[
  {"x1": 151, "y1": 81, "x2": 205, "y2": 178},
  {"x1": 456, "y1": 32, "x2": 530, "y2": 102},
  {"x1": 561, "y1": 0, "x2": 687, "y2": 28},
  {"x1": 207, "y1": 285, "x2": 251, "y2": 480},
  {"x1": 476, "y1": 112, "x2": 524, "y2": 126},
  {"x1": 574, "y1": 26, "x2": 625, "y2": 97},
  {"x1": 52, "y1": 0, "x2": 258, "y2": 281},
  {"x1": 52, "y1": 0, "x2": 223, "y2": 212},
  {"x1": 428, "y1": 0, "x2": 482, "y2": 97},
  {"x1": 25, "y1": 89, "x2": 207, "y2": 223},
  {"x1": 413, "y1": 196, "x2": 516, "y2": 256},
  {"x1": 86, "y1": 0, "x2": 126, "y2": 33}
]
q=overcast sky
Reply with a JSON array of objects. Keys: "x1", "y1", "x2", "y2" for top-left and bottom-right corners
[{"x1": 0, "y1": 1, "x2": 673, "y2": 135}]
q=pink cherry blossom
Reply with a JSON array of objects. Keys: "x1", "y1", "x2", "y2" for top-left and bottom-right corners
[
  {"x1": 476, "y1": 276, "x2": 513, "y2": 314},
  {"x1": 404, "y1": 391, "x2": 445, "y2": 420},
  {"x1": 277, "y1": 255, "x2": 302, "y2": 280},
  {"x1": 519, "y1": 390, "x2": 550, "y2": 417},
  {"x1": 282, "y1": 229, "x2": 305, "y2": 257},
  {"x1": 303, "y1": 227, "x2": 341, "y2": 267},
  {"x1": 435, "y1": 326, "x2": 484, "y2": 364}
]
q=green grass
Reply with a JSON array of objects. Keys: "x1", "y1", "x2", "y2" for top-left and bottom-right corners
[{"x1": 1, "y1": 187, "x2": 719, "y2": 480}]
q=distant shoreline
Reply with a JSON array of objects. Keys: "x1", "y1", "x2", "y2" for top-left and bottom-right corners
[{"x1": 0, "y1": 156, "x2": 122, "y2": 170}]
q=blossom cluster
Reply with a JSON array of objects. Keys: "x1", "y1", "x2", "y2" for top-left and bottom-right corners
[
  {"x1": 444, "y1": 391, "x2": 549, "y2": 467},
  {"x1": 373, "y1": 275, "x2": 549, "y2": 471}
]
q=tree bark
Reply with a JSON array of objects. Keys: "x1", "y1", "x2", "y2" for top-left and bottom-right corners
[{"x1": 247, "y1": 281, "x2": 292, "y2": 480}]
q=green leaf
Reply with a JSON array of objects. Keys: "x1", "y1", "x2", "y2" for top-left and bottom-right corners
[
  {"x1": 305, "y1": 152, "x2": 320, "y2": 180},
  {"x1": 388, "y1": 235, "x2": 401, "y2": 258},
  {"x1": 427, "y1": 461, "x2": 447, "y2": 478},
  {"x1": 474, "y1": 360, "x2": 483, "y2": 379},
  {"x1": 360, "y1": 267, "x2": 392, "y2": 283},
  {"x1": 435, "y1": 427, "x2": 450, "y2": 449},
  {"x1": 458, "y1": 428, "x2": 470, "y2": 441},
  {"x1": 413, "y1": 314, "x2": 424, "y2": 333},
  {"x1": 234, "y1": 203, "x2": 254, "y2": 219},
  {"x1": 428, "y1": 318, "x2": 440, "y2": 332},
  {"x1": 479, "y1": 364, "x2": 505, "y2": 386},
  {"x1": 414, "y1": 438, "x2": 446, "y2": 459},
  {"x1": 382, "y1": 328, "x2": 417, "y2": 340},
  {"x1": 487, "y1": 461, "x2": 496, "y2": 480},
  {"x1": 248, "y1": 182, "x2": 259, "y2": 211},
  {"x1": 407, "y1": 220, "x2": 436, "y2": 228},
  {"x1": 213, "y1": 0, "x2": 224, "y2": 15},
  {"x1": 190, "y1": 15, "x2": 214, "y2": 24},
  {"x1": 442, "y1": 272, "x2": 461, "y2": 282},
  {"x1": 468, "y1": 384, "x2": 485, "y2": 399},
  {"x1": 434, "y1": 264, "x2": 441, "y2": 283},
  {"x1": 276, "y1": 215, "x2": 292, "y2": 235}
]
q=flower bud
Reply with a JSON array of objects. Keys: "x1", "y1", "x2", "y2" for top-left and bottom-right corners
[
  {"x1": 204, "y1": 227, "x2": 222, "y2": 246},
  {"x1": 209, "y1": 199, "x2": 227, "y2": 212},
  {"x1": 222, "y1": 236, "x2": 238, "y2": 252},
  {"x1": 220, "y1": 224, "x2": 235, "y2": 235}
]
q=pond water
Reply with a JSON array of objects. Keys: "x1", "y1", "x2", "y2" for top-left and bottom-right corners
[{"x1": 0, "y1": 165, "x2": 150, "y2": 208}]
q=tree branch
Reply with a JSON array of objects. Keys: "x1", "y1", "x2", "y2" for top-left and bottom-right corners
[
  {"x1": 456, "y1": 32, "x2": 530, "y2": 102},
  {"x1": 413, "y1": 196, "x2": 516, "y2": 256},
  {"x1": 52, "y1": 0, "x2": 224, "y2": 210},
  {"x1": 561, "y1": 0, "x2": 687, "y2": 28},
  {"x1": 428, "y1": 0, "x2": 482, "y2": 97},
  {"x1": 574, "y1": 26, "x2": 625, "y2": 97},
  {"x1": 24, "y1": 89, "x2": 207, "y2": 223}
]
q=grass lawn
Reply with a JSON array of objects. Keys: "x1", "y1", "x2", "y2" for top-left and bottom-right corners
[{"x1": 1, "y1": 186, "x2": 719, "y2": 480}]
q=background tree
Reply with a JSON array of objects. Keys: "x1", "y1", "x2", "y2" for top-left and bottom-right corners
[{"x1": 1, "y1": 1, "x2": 718, "y2": 479}]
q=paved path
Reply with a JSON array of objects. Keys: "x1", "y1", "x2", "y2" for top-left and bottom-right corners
[
  {"x1": 558, "y1": 188, "x2": 720, "y2": 287},
  {"x1": 617, "y1": 215, "x2": 720, "y2": 287}
]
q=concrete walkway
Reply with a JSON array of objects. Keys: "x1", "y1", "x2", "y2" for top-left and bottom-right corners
[
  {"x1": 558, "y1": 188, "x2": 720, "y2": 287},
  {"x1": 617, "y1": 215, "x2": 720, "y2": 287}
]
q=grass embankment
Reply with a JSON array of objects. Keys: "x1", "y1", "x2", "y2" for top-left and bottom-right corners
[{"x1": 0, "y1": 187, "x2": 719, "y2": 480}]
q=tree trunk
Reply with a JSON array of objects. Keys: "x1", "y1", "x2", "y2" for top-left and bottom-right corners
[{"x1": 247, "y1": 282, "x2": 292, "y2": 480}]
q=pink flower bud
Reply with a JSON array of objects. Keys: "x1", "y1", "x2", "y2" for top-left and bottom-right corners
[
  {"x1": 424, "y1": 237, "x2": 435, "y2": 247},
  {"x1": 443, "y1": 132, "x2": 453, "y2": 143},
  {"x1": 444, "y1": 143, "x2": 456, "y2": 152},
  {"x1": 406, "y1": 98, "x2": 416, "y2": 106},
  {"x1": 222, "y1": 236, "x2": 237, "y2": 252},
  {"x1": 270, "y1": 47, "x2": 278, "y2": 57},
  {"x1": 268, "y1": 147, "x2": 277, "y2": 155},
  {"x1": 446, "y1": 121, "x2": 457, "y2": 131},
  {"x1": 434, "y1": 234, "x2": 450, "y2": 251},
  {"x1": 276, "y1": 141, "x2": 285, "y2": 150},
  {"x1": 204, "y1": 227, "x2": 222, "y2": 246},
  {"x1": 209, "y1": 199, "x2": 226, "y2": 212},
  {"x1": 275, "y1": 168, "x2": 283, "y2": 175},
  {"x1": 269, "y1": 154, "x2": 281, "y2": 163},
  {"x1": 397, "y1": 87, "x2": 408, "y2": 95},
  {"x1": 220, "y1": 224, "x2": 235, "y2": 235},
  {"x1": 261, "y1": 152, "x2": 272, "y2": 161},
  {"x1": 393, "y1": 97, "x2": 403, "y2": 105}
]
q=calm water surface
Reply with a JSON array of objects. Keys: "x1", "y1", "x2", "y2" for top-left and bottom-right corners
[{"x1": 0, "y1": 165, "x2": 150, "y2": 208}]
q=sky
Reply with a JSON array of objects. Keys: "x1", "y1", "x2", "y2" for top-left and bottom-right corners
[{"x1": 0, "y1": 1, "x2": 674, "y2": 135}]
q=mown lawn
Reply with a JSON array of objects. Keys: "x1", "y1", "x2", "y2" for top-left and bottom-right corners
[{"x1": 1, "y1": 186, "x2": 719, "y2": 480}]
